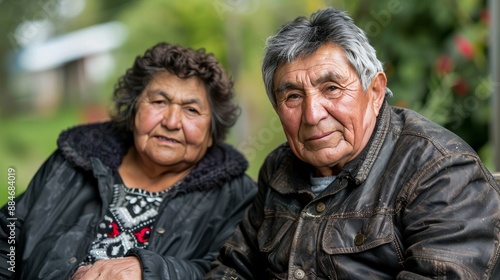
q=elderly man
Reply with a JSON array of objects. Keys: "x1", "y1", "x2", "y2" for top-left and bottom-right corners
[{"x1": 206, "y1": 7, "x2": 500, "y2": 279}]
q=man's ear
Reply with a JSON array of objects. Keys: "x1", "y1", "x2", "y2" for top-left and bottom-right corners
[{"x1": 369, "y1": 72, "x2": 387, "y2": 116}]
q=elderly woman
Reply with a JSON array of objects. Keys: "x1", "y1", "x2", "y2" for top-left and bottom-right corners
[{"x1": 0, "y1": 42, "x2": 257, "y2": 279}]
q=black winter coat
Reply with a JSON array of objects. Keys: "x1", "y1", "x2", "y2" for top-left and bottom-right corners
[{"x1": 0, "y1": 121, "x2": 257, "y2": 280}]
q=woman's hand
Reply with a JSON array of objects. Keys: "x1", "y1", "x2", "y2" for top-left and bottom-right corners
[{"x1": 71, "y1": 257, "x2": 142, "y2": 280}]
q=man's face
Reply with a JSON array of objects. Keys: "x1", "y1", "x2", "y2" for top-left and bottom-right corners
[{"x1": 273, "y1": 43, "x2": 385, "y2": 176}]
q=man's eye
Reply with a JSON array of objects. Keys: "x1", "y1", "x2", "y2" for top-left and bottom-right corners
[
  {"x1": 282, "y1": 93, "x2": 302, "y2": 108},
  {"x1": 286, "y1": 93, "x2": 302, "y2": 100},
  {"x1": 152, "y1": 100, "x2": 166, "y2": 105},
  {"x1": 324, "y1": 86, "x2": 342, "y2": 99}
]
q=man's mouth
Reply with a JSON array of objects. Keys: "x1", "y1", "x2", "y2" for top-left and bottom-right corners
[{"x1": 306, "y1": 131, "x2": 333, "y2": 141}]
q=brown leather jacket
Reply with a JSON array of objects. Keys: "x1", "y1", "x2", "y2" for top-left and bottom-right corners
[{"x1": 206, "y1": 102, "x2": 500, "y2": 279}]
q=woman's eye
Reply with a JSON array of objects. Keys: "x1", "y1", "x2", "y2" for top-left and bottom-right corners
[
  {"x1": 152, "y1": 100, "x2": 166, "y2": 105},
  {"x1": 185, "y1": 107, "x2": 200, "y2": 115}
]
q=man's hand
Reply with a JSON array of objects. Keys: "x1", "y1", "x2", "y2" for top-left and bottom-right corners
[{"x1": 71, "y1": 257, "x2": 142, "y2": 280}]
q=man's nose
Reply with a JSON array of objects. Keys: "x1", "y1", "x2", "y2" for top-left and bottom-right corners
[{"x1": 302, "y1": 93, "x2": 328, "y2": 125}]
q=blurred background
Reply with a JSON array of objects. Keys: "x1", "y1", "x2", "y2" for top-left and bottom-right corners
[{"x1": 0, "y1": 0, "x2": 496, "y2": 205}]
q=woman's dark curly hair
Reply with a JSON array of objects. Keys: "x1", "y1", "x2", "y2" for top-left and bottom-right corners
[{"x1": 111, "y1": 42, "x2": 240, "y2": 144}]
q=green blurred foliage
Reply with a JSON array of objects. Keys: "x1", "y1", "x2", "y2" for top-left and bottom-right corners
[
  {"x1": 342, "y1": 0, "x2": 491, "y2": 152},
  {"x1": 0, "y1": 0, "x2": 494, "y2": 205}
]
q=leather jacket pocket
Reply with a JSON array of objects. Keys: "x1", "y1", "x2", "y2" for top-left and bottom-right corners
[
  {"x1": 320, "y1": 214, "x2": 401, "y2": 279},
  {"x1": 258, "y1": 215, "x2": 296, "y2": 253},
  {"x1": 321, "y1": 213, "x2": 393, "y2": 254}
]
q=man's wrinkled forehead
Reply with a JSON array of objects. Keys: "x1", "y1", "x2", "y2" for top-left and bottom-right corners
[{"x1": 272, "y1": 43, "x2": 354, "y2": 93}]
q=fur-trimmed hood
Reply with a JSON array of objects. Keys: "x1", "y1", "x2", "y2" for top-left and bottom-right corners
[{"x1": 57, "y1": 121, "x2": 249, "y2": 192}]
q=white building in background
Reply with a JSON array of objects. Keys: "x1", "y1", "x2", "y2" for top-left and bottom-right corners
[{"x1": 10, "y1": 21, "x2": 127, "y2": 116}]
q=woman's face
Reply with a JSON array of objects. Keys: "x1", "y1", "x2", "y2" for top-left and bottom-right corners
[{"x1": 132, "y1": 71, "x2": 213, "y2": 172}]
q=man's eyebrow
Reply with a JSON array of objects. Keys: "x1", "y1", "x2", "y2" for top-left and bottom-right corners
[
  {"x1": 312, "y1": 71, "x2": 344, "y2": 87},
  {"x1": 274, "y1": 71, "x2": 345, "y2": 95},
  {"x1": 274, "y1": 82, "x2": 299, "y2": 95}
]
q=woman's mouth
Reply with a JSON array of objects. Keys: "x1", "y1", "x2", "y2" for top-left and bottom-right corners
[{"x1": 156, "y1": 136, "x2": 180, "y2": 144}]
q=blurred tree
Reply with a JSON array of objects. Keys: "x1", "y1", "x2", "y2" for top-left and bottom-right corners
[{"x1": 0, "y1": 0, "x2": 32, "y2": 115}]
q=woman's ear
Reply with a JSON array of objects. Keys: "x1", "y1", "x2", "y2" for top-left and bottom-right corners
[{"x1": 369, "y1": 72, "x2": 387, "y2": 116}]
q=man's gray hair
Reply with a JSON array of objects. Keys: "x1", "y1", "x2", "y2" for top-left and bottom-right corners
[{"x1": 262, "y1": 7, "x2": 388, "y2": 107}]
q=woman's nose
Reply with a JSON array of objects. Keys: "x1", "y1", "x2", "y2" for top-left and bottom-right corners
[{"x1": 162, "y1": 105, "x2": 182, "y2": 130}]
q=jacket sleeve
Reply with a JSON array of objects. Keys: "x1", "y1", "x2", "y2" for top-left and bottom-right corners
[
  {"x1": 205, "y1": 163, "x2": 272, "y2": 279},
  {"x1": 127, "y1": 248, "x2": 208, "y2": 280},
  {"x1": 0, "y1": 151, "x2": 63, "y2": 279},
  {"x1": 397, "y1": 154, "x2": 500, "y2": 279},
  {"x1": 127, "y1": 175, "x2": 258, "y2": 280}
]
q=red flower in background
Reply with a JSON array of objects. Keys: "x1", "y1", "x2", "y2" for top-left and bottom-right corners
[
  {"x1": 480, "y1": 9, "x2": 490, "y2": 26},
  {"x1": 452, "y1": 78, "x2": 469, "y2": 96},
  {"x1": 454, "y1": 35, "x2": 474, "y2": 59},
  {"x1": 435, "y1": 55, "x2": 453, "y2": 75}
]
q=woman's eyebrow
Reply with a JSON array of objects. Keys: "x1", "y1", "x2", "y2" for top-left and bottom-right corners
[
  {"x1": 146, "y1": 89, "x2": 170, "y2": 98},
  {"x1": 181, "y1": 97, "x2": 203, "y2": 106},
  {"x1": 146, "y1": 89, "x2": 203, "y2": 106}
]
